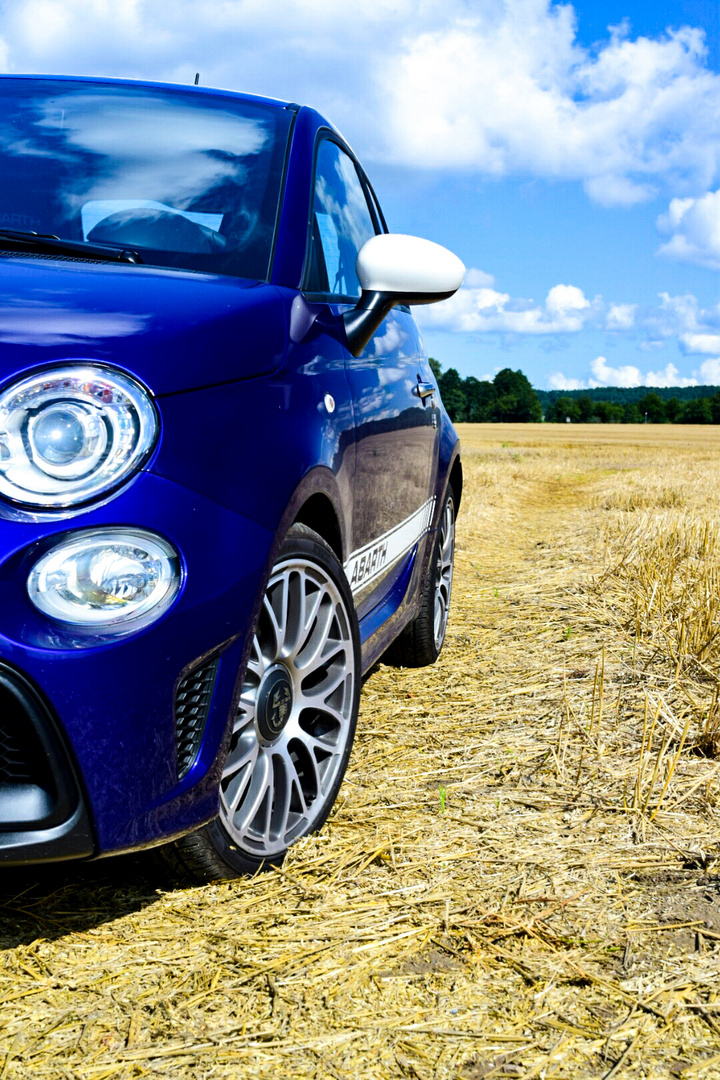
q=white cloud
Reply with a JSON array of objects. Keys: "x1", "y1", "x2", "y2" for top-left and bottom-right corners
[
  {"x1": 549, "y1": 357, "x2": 699, "y2": 390},
  {"x1": 644, "y1": 363, "x2": 698, "y2": 388},
  {"x1": 590, "y1": 356, "x2": 644, "y2": 388},
  {"x1": 590, "y1": 356, "x2": 698, "y2": 388},
  {"x1": 464, "y1": 268, "x2": 495, "y2": 288},
  {"x1": 548, "y1": 373, "x2": 587, "y2": 390},
  {"x1": 0, "y1": 0, "x2": 404, "y2": 144},
  {"x1": 606, "y1": 304, "x2": 637, "y2": 330},
  {"x1": 657, "y1": 190, "x2": 720, "y2": 269},
  {"x1": 644, "y1": 292, "x2": 720, "y2": 349},
  {"x1": 699, "y1": 359, "x2": 720, "y2": 383},
  {"x1": 682, "y1": 333, "x2": 720, "y2": 355},
  {"x1": 545, "y1": 284, "x2": 590, "y2": 319},
  {"x1": 424, "y1": 283, "x2": 720, "y2": 392},
  {"x1": 0, "y1": 1, "x2": 717, "y2": 203},
  {"x1": 418, "y1": 272, "x2": 593, "y2": 334},
  {"x1": 384, "y1": 5, "x2": 720, "y2": 203}
]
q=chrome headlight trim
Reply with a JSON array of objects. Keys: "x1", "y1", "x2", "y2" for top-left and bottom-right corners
[
  {"x1": 27, "y1": 527, "x2": 181, "y2": 633},
  {"x1": 0, "y1": 365, "x2": 157, "y2": 509}
]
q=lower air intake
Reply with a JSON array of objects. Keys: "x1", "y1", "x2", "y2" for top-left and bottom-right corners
[
  {"x1": 175, "y1": 656, "x2": 220, "y2": 780},
  {"x1": 0, "y1": 665, "x2": 78, "y2": 830}
]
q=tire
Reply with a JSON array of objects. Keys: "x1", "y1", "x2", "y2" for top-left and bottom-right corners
[
  {"x1": 165, "y1": 523, "x2": 360, "y2": 881},
  {"x1": 385, "y1": 484, "x2": 455, "y2": 668}
]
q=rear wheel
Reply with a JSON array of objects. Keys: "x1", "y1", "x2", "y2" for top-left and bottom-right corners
[
  {"x1": 386, "y1": 484, "x2": 455, "y2": 668},
  {"x1": 165, "y1": 524, "x2": 360, "y2": 881}
]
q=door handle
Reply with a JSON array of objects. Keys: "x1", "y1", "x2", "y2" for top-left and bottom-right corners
[{"x1": 414, "y1": 381, "x2": 435, "y2": 400}]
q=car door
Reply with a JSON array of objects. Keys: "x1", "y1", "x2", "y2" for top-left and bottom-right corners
[{"x1": 304, "y1": 137, "x2": 439, "y2": 616}]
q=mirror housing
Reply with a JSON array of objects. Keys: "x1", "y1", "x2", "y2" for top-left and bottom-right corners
[{"x1": 343, "y1": 234, "x2": 465, "y2": 357}]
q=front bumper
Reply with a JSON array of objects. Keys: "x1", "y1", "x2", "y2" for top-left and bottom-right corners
[
  {"x1": 0, "y1": 471, "x2": 274, "y2": 864},
  {"x1": 0, "y1": 662, "x2": 93, "y2": 864}
]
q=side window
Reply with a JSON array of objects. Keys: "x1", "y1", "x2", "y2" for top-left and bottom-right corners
[{"x1": 306, "y1": 140, "x2": 377, "y2": 298}]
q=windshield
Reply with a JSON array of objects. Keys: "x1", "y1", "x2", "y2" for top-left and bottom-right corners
[{"x1": 0, "y1": 78, "x2": 293, "y2": 279}]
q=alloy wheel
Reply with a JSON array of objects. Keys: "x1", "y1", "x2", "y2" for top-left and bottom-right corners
[{"x1": 220, "y1": 555, "x2": 356, "y2": 858}]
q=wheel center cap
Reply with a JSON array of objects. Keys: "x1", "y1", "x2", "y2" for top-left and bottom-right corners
[{"x1": 257, "y1": 665, "x2": 294, "y2": 742}]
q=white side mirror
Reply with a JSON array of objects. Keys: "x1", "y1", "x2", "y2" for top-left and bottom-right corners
[
  {"x1": 356, "y1": 234, "x2": 465, "y2": 298},
  {"x1": 344, "y1": 234, "x2": 464, "y2": 356}
]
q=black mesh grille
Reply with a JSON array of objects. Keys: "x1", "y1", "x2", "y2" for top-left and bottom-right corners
[
  {"x1": 175, "y1": 657, "x2": 220, "y2": 779},
  {"x1": 0, "y1": 251, "x2": 109, "y2": 265},
  {"x1": 0, "y1": 720, "x2": 35, "y2": 785}
]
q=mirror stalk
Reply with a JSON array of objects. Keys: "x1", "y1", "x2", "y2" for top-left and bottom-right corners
[
  {"x1": 343, "y1": 288, "x2": 456, "y2": 358},
  {"x1": 343, "y1": 291, "x2": 395, "y2": 358}
]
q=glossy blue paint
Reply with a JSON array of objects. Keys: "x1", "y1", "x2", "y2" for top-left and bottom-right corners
[
  {"x1": 0, "y1": 261, "x2": 287, "y2": 396},
  {"x1": 358, "y1": 550, "x2": 416, "y2": 645},
  {"x1": 0, "y1": 75, "x2": 461, "y2": 866}
]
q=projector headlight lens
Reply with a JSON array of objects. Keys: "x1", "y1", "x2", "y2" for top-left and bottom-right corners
[
  {"x1": 0, "y1": 366, "x2": 157, "y2": 508},
  {"x1": 28, "y1": 528, "x2": 181, "y2": 632}
]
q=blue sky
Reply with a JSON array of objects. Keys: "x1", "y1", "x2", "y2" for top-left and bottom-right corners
[{"x1": 0, "y1": 0, "x2": 718, "y2": 389}]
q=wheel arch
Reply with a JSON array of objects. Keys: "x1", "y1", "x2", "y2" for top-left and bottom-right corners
[
  {"x1": 449, "y1": 454, "x2": 463, "y2": 509},
  {"x1": 292, "y1": 491, "x2": 343, "y2": 561}
]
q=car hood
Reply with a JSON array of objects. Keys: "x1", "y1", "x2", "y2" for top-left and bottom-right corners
[{"x1": 0, "y1": 256, "x2": 288, "y2": 396}]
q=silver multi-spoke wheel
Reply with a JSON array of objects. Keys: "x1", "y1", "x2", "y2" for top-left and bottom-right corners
[
  {"x1": 220, "y1": 552, "x2": 357, "y2": 859},
  {"x1": 433, "y1": 494, "x2": 455, "y2": 651}
]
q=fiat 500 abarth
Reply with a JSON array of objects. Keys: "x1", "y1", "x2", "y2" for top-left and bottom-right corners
[{"x1": 0, "y1": 75, "x2": 464, "y2": 879}]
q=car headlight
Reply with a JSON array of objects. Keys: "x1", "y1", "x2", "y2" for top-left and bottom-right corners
[
  {"x1": 28, "y1": 528, "x2": 181, "y2": 632},
  {"x1": 0, "y1": 365, "x2": 157, "y2": 508}
]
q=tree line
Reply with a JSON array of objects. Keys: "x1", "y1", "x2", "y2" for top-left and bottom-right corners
[
  {"x1": 544, "y1": 392, "x2": 720, "y2": 424},
  {"x1": 430, "y1": 361, "x2": 542, "y2": 422},
  {"x1": 431, "y1": 361, "x2": 720, "y2": 423}
]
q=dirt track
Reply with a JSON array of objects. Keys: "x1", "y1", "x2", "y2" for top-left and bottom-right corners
[{"x1": 1, "y1": 424, "x2": 719, "y2": 1078}]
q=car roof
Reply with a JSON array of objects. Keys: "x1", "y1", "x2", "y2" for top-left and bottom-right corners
[{"x1": 0, "y1": 73, "x2": 297, "y2": 112}]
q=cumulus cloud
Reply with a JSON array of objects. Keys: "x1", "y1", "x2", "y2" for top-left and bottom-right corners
[
  {"x1": 641, "y1": 363, "x2": 699, "y2": 388},
  {"x1": 464, "y1": 268, "x2": 496, "y2": 288},
  {"x1": 699, "y1": 359, "x2": 720, "y2": 383},
  {"x1": 606, "y1": 304, "x2": 637, "y2": 330},
  {"x1": 418, "y1": 271, "x2": 593, "y2": 334},
  {"x1": 590, "y1": 356, "x2": 644, "y2": 388},
  {"x1": 0, "y1": 0, "x2": 403, "y2": 144},
  {"x1": 657, "y1": 190, "x2": 720, "y2": 269},
  {"x1": 424, "y1": 282, "x2": 720, "y2": 388},
  {"x1": 642, "y1": 292, "x2": 720, "y2": 350},
  {"x1": 549, "y1": 357, "x2": 699, "y2": 390},
  {"x1": 548, "y1": 373, "x2": 586, "y2": 390},
  {"x1": 682, "y1": 333, "x2": 720, "y2": 355},
  {"x1": 384, "y1": 4, "x2": 720, "y2": 203},
  {"x1": 0, "y1": 1, "x2": 717, "y2": 202}
]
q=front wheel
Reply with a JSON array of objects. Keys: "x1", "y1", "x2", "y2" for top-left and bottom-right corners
[
  {"x1": 165, "y1": 524, "x2": 360, "y2": 881},
  {"x1": 385, "y1": 484, "x2": 455, "y2": 668}
]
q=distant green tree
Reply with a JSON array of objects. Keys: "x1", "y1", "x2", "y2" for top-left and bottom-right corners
[
  {"x1": 710, "y1": 392, "x2": 720, "y2": 424},
  {"x1": 623, "y1": 403, "x2": 643, "y2": 423},
  {"x1": 637, "y1": 392, "x2": 666, "y2": 423},
  {"x1": 464, "y1": 376, "x2": 496, "y2": 422},
  {"x1": 593, "y1": 400, "x2": 624, "y2": 423},
  {"x1": 546, "y1": 396, "x2": 580, "y2": 422},
  {"x1": 680, "y1": 398, "x2": 713, "y2": 423},
  {"x1": 428, "y1": 357, "x2": 443, "y2": 381},
  {"x1": 438, "y1": 367, "x2": 467, "y2": 421},
  {"x1": 665, "y1": 397, "x2": 682, "y2": 423},
  {"x1": 576, "y1": 395, "x2": 595, "y2": 423},
  {"x1": 492, "y1": 368, "x2": 542, "y2": 422}
]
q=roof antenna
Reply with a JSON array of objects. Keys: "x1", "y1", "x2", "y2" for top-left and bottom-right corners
[{"x1": 194, "y1": 72, "x2": 200, "y2": 86}]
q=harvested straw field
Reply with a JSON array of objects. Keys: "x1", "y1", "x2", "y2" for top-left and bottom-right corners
[{"x1": 2, "y1": 422, "x2": 720, "y2": 1079}]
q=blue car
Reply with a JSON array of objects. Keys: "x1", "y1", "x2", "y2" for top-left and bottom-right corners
[{"x1": 0, "y1": 75, "x2": 464, "y2": 879}]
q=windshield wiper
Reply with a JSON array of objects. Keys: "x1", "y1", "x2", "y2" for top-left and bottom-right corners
[{"x1": 0, "y1": 229, "x2": 142, "y2": 264}]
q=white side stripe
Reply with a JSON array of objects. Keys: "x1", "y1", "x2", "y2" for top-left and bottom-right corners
[{"x1": 344, "y1": 497, "x2": 436, "y2": 595}]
